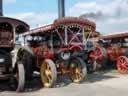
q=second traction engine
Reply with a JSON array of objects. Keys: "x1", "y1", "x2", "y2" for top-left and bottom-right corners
[{"x1": 89, "y1": 34, "x2": 128, "y2": 73}]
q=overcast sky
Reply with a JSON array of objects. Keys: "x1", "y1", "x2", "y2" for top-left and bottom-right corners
[{"x1": 3, "y1": 0, "x2": 128, "y2": 34}]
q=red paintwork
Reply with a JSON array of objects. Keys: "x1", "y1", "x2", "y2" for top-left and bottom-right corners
[
  {"x1": 89, "y1": 47, "x2": 103, "y2": 65},
  {"x1": 32, "y1": 46, "x2": 54, "y2": 59},
  {"x1": 19, "y1": 17, "x2": 97, "y2": 76},
  {"x1": 106, "y1": 45, "x2": 124, "y2": 61},
  {"x1": 58, "y1": 44, "x2": 83, "y2": 53},
  {"x1": 89, "y1": 44, "x2": 126, "y2": 68},
  {"x1": 116, "y1": 56, "x2": 128, "y2": 74},
  {"x1": 69, "y1": 45, "x2": 83, "y2": 52}
]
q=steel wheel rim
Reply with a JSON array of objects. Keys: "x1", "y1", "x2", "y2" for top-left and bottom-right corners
[
  {"x1": 40, "y1": 61, "x2": 52, "y2": 87},
  {"x1": 117, "y1": 56, "x2": 128, "y2": 74},
  {"x1": 70, "y1": 62, "x2": 82, "y2": 83},
  {"x1": 10, "y1": 64, "x2": 25, "y2": 92}
]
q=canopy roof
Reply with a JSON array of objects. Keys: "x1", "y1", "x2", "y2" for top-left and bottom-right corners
[
  {"x1": 102, "y1": 32, "x2": 128, "y2": 40},
  {"x1": 0, "y1": 16, "x2": 29, "y2": 29},
  {"x1": 19, "y1": 17, "x2": 96, "y2": 37},
  {"x1": 54, "y1": 17, "x2": 96, "y2": 28}
]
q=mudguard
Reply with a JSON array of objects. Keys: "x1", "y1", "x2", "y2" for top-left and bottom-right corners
[{"x1": 11, "y1": 46, "x2": 33, "y2": 68}]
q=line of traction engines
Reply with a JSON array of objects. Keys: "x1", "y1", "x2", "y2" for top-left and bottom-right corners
[{"x1": 0, "y1": 16, "x2": 127, "y2": 92}]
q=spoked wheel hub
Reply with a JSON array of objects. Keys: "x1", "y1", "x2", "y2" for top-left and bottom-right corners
[
  {"x1": 116, "y1": 56, "x2": 128, "y2": 74},
  {"x1": 89, "y1": 47, "x2": 107, "y2": 71},
  {"x1": 40, "y1": 59, "x2": 57, "y2": 88},
  {"x1": 69, "y1": 57, "x2": 87, "y2": 83},
  {"x1": 70, "y1": 63, "x2": 81, "y2": 83}
]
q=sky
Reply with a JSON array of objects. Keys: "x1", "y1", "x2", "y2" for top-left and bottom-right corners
[{"x1": 3, "y1": 0, "x2": 128, "y2": 34}]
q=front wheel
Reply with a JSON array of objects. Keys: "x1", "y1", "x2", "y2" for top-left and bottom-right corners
[
  {"x1": 9, "y1": 63, "x2": 25, "y2": 92},
  {"x1": 89, "y1": 47, "x2": 107, "y2": 71},
  {"x1": 69, "y1": 57, "x2": 87, "y2": 83},
  {"x1": 116, "y1": 56, "x2": 128, "y2": 74},
  {"x1": 40, "y1": 59, "x2": 57, "y2": 88}
]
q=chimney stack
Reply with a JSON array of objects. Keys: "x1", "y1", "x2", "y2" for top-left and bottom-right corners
[
  {"x1": 0, "y1": 0, "x2": 3, "y2": 16},
  {"x1": 58, "y1": 0, "x2": 65, "y2": 18}
]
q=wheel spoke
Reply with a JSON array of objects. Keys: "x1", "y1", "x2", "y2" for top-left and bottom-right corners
[
  {"x1": 98, "y1": 54, "x2": 102, "y2": 60},
  {"x1": 117, "y1": 56, "x2": 128, "y2": 74},
  {"x1": 89, "y1": 47, "x2": 107, "y2": 71},
  {"x1": 47, "y1": 74, "x2": 52, "y2": 83},
  {"x1": 45, "y1": 63, "x2": 48, "y2": 69},
  {"x1": 40, "y1": 59, "x2": 57, "y2": 88},
  {"x1": 89, "y1": 52, "x2": 95, "y2": 58},
  {"x1": 76, "y1": 71, "x2": 82, "y2": 79},
  {"x1": 70, "y1": 62, "x2": 82, "y2": 82}
]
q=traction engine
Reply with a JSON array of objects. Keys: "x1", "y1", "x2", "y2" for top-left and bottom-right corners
[
  {"x1": 19, "y1": 17, "x2": 96, "y2": 88},
  {"x1": 89, "y1": 33, "x2": 128, "y2": 74},
  {"x1": 0, "y1": 17, "x2": 30, "y2": 92}
]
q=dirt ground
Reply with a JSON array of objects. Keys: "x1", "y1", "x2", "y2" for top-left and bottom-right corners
[{"x1": 0, "y1": 70, "x2": 128, "y2": 96}]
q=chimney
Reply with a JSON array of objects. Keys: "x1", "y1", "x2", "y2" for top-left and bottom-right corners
[
  {"x1": 58, "y1": 0, "x2": 65, "y2": 18},
  {"x1": 0, "y1": 0, "x2": 3, "y2": 16}
]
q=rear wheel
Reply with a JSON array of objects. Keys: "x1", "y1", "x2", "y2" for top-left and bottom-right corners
[
  {"x1": 69, "y1": 57, "x2": 87, "y2": 83},
  {"x1": 40, "y1": 59, "x2": 57, "y2": 88},
  {"x1": 116, "y1": 56, "x2": 128, "y2": 74},
  {"x1": 9, "y1": 63, "x2": 25, "y2": 92}
]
